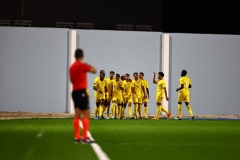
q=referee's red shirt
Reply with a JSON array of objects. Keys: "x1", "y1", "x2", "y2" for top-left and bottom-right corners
[{"x1": 69, "y1": 60, "x2": 91, "y2": 91}]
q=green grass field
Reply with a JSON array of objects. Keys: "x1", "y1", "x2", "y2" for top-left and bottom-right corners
[{"x1": 0, "y1": 118, "x2": 240, "y2": 160}]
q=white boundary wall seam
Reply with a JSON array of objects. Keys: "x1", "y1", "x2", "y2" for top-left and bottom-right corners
[{"x1": 162, "y1": 34, "x2": 170, "y2": 112}]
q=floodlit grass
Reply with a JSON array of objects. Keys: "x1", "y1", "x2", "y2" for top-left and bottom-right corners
[{"x1": 0, "y1": 118, "x2": 240, "y2": 160}]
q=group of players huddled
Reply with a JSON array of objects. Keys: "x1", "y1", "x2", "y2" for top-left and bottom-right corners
[{"x1": 92, "y1": 70, "x2": 173, "y2": 120}]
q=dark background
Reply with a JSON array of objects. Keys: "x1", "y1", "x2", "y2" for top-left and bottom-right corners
[{"x1": 1, "y1": 0, "x2": 240, "y2": 34}]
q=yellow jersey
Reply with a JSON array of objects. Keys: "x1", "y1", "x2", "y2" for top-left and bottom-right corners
[
  {"x1": 105, "y1": 77, "x2": 115, "y2": 94},
  {"x1": 157, "y1": 79, "x2": 166, "y2": 96},
  {"x1": 132, "y1": 79, "x2": 145, "y2": 96},
  {"x1": 112, "y1": 79, "x2": 123, "y2": 96},
  {"x1": 93, "y1": 77, "x2": 107, "y2": 94},
  {"x1": 141, "y1": 79, "x2": 149, "y2": 95},
  {"x1": 179, "y1": 76, "x2": 191, "y2": 94},
  {"x1": 123, "y1": 80, "x2": 132, "y2": 97}
]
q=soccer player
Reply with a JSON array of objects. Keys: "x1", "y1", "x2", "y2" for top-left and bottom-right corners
[
  {"x1": 105, "y1": 71, "x2": 115, "y2": 119},
  {"x1": 93, "y1": 72, "x2": 107, "y2": 119},
  {"x1": 69, "y1": 48, "x2": 96, "y2": 143},
  {"x1": 122, "y1": 73, "x2": 133, "y2": 119},
  {"x1": 131, "y1": 72, "x2": 146, "y2": 119},
  {"x1": 139, "y1": 72, "x2": 150, "y2": 119},
  {"x1": 111, "y1": 74, "x2": 124, "y2": 119},
  {"x1": 175, "y1": 70, "x2": 194, "y2": 120},
  {"x1": 93, "y1": 70, "x2": 105, "y2": 119},
  {"x1": 152, "y1": 72, "x2": 171, "y2": 120}
]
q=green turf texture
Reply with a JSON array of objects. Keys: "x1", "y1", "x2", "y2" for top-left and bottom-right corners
[{"x1": 0, "y1": 118, "x2": 240, "y2": 160}]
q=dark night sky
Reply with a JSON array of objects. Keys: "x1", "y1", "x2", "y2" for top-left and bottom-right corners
[{"x1": 1, "y1": 0, "x2": 240, "y2": 34}]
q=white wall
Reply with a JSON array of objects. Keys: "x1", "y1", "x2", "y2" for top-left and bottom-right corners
[
  {"x1": 169, "y1": 33, "x2": 240, "y2": 115},
  {"x1": 0, "y1": 27, "x2": 69, "y2": 112}
]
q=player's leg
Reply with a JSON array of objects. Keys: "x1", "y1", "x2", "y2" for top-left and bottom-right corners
[
  {"x1": 99, "y1": 98, "x2": 105, "y2": 119},
  {"x1": 160, "y1": 106, "x2": 171, "y2": 119},
  {"x1": 152, "y1": 102, "x2": 162, "y2": 120},
  {"x1": 111, "y1": 97, "x2": 117, "y2": 119},
  {"x1": 121, "y1": 102, "x2": 126, "y2": 119},
  {"x1": 185, "y1": 99, "x2": 194, "y2": 120},
  {"x1": 128, "y1": 98, "x2": 133, "y2": 119},
  {"x1": 106, "y1": 95, "x2": 112, "y2": 119},
  {"x1": 132, "y1": 94, "x2": 139, "y2": 119},
  {"x1": 175, "y1": 93, "x2": 183, "y2": 120},
  {"x1": 94, "y1": 92, "x2": 100, "y2": 119},
  {"x1": 138, "y1": 97, "x2": 143, "y2": 119},
  {"x1": 138, "y1": 103, "x2": 142, "y2": 119},
  {"x1": 143, "y1": 100, "x2": 149, "y2": 119},
  {"x1": 152, "y1": 93, "x2": 162, "y2": 120},
  {"x1": 94, "y1": 102, "x2": 100, "y2": 119}
]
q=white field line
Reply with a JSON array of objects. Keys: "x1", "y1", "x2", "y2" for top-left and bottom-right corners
[{"x1": 79, "y1": 120, "x2": 110, "y2": 160}]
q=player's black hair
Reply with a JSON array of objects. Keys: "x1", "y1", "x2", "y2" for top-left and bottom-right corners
[
  {"x1": 125, "y1": 73, "x2": 130, "y2": 76},
  {"x1": 75, "y1": 49, "x2": 84, "y2": 59},
  {"x1": 158, "y1": 72, "x2": 164, "y2": 77},
  {"x1": 116, "y1": 73, "x2": 120, "y2": 77},
  {"x1": 110, "y1": 71, "x2": 115, "y2": 74},
  {"x1": 133, "y1": 72, "x2": 138, "y2": 75},
  {"x1": 139, "y1": 72, "x2": 144, "y2": 76},
  {"x1": 181, "y1": 70, "x2": 187, "y2": 76},
  {"x1": 99, "y1": 70, "x2": 105, "y2": 76}
]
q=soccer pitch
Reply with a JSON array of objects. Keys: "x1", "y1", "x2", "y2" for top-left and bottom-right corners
[{"x1": 0, "y1": 118, "x2": 240, "y2": 160}]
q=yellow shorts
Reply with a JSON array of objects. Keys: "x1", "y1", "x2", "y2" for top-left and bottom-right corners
[
  {"x1": 123, "y1": 95, "x2": 132, "y2": 103},
  {"x1": 94, "y1": 92, "x2": 105, "y2": 103},
  {"x1": 112, "y1": 94, "x2": 123, "y2": 104},
  {"x1": 156, "y1": 92, "x2": 163, "y2": 104},
  {"x1": 143, "y1": 98, "x2": 148, "y2": 103},
  {"x1": 178, "y1": 93, "x2": 190, "y2": 102},
  {"x1": 141, "y1": 94, "x2": 148, "y2": 103},
  {"x1": 132, "y1": 94, "x2": 142, "y2": 104}
]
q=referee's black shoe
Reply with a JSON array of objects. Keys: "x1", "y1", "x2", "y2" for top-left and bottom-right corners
[{"x1": 81, "y1": 137, "x2": 95, "y2": 144}]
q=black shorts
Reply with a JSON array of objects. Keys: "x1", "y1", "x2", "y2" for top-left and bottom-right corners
[{"x1": 72, "y1": 89, "x2": 89, "y2": 110}]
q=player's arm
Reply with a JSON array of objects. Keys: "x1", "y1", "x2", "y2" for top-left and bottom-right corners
[
  {"x1": 164, "y1": 87, "x2": 169, "y2": 101},
  {"x1": 104, "y1": 86, "x2": 107, "y2": 93},
  {"x1": 153, "y1": 72, "x2": 157, "y2": 84},
  {"x1": 141, "y1": 86, "x2": 146, "y2": 98},
  {"x1": 189, "y1": 80, "x2": 192, "y2": 88},
  {"x1": 189, "y1": 84, "x2": 192, "y2": 88},
  {"x1": 176, "y1": 84, "x2": 184, "y2": 92},
  {"x1": 118, "y1": 81, "x2": 124, "y2": 91},
  {"x1": 89, "y1": 65, "x2": 97, "y2": 74},
  {"x1": 93, "y1": 82, "x2": 102, "y2": 93},
  {"x1": 104, "y1": 86, "x2": 107, "y2": 98},
  {"x1": 146, "y1": 88, "x2": 149, "y2": 99}
]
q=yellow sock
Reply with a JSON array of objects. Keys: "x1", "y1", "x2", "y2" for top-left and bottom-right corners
[
  {"x1": 103, "y1": 106, "x2": 106, "y2": 113},
  {"x1": 144, "y1": 107, "x2": 148, "y2": 118},
  {"x1": 139, "y1": 104, "x2": 142, "y2": 118},
  {"x1": 99, "y1": 105, "x2": 104, "y2": 117},
  {"x1": 112, "y1": 103, "x2": 116, "y2": 117},
  {"x1": 161, "y1": 107, "x2": 169, "y2": 115},
  {"x1": 106, "y1": 105, "x2": 110, "y2": 117},
  {"x1": 128, "y1": 106, "x2": 132, "y2": 116},
  {"x1": 178, "y1": 104, "x2": 182, "y2": 118},
  {"x1": 156, "y1": 106, "x2": 161, "y2": 117},
  {"x1": 121, "y1": 107, "x2": 125, "y2": 117},
  {"x1": 134, "y1": 104, "x2": 138, "y2": 118},
  {"x1": 94, "y1": 106, "x2": 98, "y2": 117},
  {"x1": 186, "y1": 105, "x2": 193, "y2": 116},
  {"x1": 118, "y1": 106, "x2": 121, "y2": 116}
]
